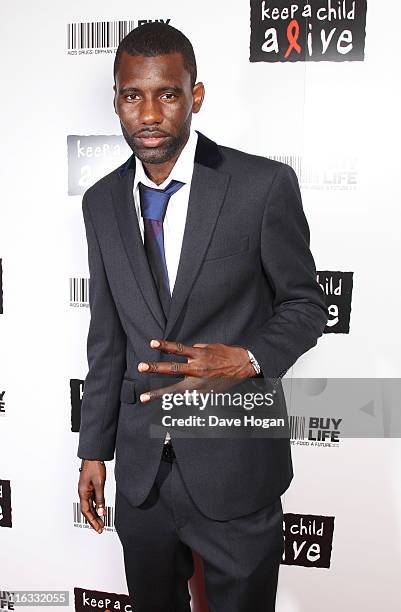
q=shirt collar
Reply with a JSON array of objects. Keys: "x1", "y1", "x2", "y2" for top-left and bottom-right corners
[{"x1": 133, "y1": 128, "x2": 198, "y2": 191}]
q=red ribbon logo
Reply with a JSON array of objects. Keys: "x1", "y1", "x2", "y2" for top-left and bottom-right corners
[{"x1": 285, "y1": 19, "x2": 302, "y2": 58}]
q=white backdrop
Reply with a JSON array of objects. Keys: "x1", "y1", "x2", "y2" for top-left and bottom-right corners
[{"x1": 1, "y1": 1, "x2": 401, "y2": 610}]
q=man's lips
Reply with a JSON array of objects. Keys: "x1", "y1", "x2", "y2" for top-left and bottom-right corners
[{"x1": 135, "y1": 132, "x2": 170, "y2": 147}]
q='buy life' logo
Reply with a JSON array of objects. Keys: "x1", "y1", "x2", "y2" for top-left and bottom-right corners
[
  {"x1": 290, "y1": 415, "x2": 342, "y2": 447},
  {"x1": 0, "y1": 592, "x2": 15, "y2": 611},
  {"x1": 250, "y1": 0, "x2": 367, "y2": 62}
]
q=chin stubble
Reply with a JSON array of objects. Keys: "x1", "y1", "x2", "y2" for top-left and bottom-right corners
[{"x1": 121, "y1": 118, "x2": 191, "y2": 164}]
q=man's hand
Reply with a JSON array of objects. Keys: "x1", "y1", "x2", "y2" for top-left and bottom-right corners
[
  {"x1": 137, "y1": 340, "x2": 256, "y2": 403},
  {"x1": 78, "y1": 460, "x2": 106, "y2": 534}
]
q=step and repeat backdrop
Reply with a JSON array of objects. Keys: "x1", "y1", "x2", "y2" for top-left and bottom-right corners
[{"x1": 1, "y1": 1, "x2": 401, "y2": 611}]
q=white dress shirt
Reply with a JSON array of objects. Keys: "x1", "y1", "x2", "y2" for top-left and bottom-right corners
[
  {"x1": 133, "y1": 129, "x2": 198, "y2": 443},
  {"x1": 133, "y1": 128, "x2": 198, "y2": 295},
  {"x1": 132, "y1": 129, "x2": 260, "y2": 445}
]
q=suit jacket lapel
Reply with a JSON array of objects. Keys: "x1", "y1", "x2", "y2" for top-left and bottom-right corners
[
  {"x1": 164, "y1": 133, "x2": 231, "y2": 339},
  {"x1": 111, "y1": 130, "x2": 231, "y2": 338},
  {"x1": 112, "y1": 158, "x2": 167, "y2": 330}
]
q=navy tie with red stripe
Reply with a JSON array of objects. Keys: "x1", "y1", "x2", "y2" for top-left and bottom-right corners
[{"x1": 138, "y1": 179, "x2": 185, "y2": 318}]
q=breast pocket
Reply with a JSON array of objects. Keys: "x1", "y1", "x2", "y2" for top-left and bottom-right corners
[{"x1": 204, "y1": 235, "x2": 249, "y2": 261}]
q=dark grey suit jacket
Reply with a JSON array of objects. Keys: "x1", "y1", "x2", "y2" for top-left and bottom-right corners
[{"x1": 77, "y1": 130, "x2": 328, "y2": 520}]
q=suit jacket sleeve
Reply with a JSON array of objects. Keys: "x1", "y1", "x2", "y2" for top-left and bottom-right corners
[
  {"x1": 77, "y1": 193, "x2": 127, "y2": 460},
  {"x1": 241, "y1": 163, "x2": 328, "y2": 380}
]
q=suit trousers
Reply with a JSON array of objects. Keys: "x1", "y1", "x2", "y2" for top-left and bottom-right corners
[{"x1": 114, "y1": 450, "x2": 284, "y2": 612}]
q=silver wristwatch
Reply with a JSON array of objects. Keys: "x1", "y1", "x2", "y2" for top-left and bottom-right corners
[{"x1": 246, "y1": 349, "x2": 261, "y2": 375}]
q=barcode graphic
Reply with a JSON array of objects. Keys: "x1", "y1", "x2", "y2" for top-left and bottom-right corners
[
  {"x1": 73, "y1": 502, "x2": 115, "y2": 528},
  {"x1": 270, "y1": 155, "x2": 357, "y2": 188},
  {"x1": 70, "y1": 277, "x2": 89, "y2": 304},
  {"x1": 269, "y1": 155, "x2": 320, "y2": 185},
  {"x1": 289, "y1": 416, "x2": 306, "y2": 440},
  {"x1": 67, "y1": 21, "x2": 136, "y2": 50},
  {"x1": 270, "y1": 155, "x2": 303, "y2": 181}
]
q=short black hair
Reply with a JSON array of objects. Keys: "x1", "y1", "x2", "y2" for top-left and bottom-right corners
[{"x1": 114, "y1": 22, "x2": 197, "y2": 88}]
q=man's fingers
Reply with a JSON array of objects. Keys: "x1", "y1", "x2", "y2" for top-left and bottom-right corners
[
  {"x1": 138, "y1": 340, "x2": 214, "y2": 377},
  {"x1": 94, "y1": 486, "x2": 106, "y2": 521},
  {"x1": 95, "y1": 498, "x2": 106, "y2": 513},
  {"x1": 79, "y1": 496, "x2": 104, "y2": 533},
  {"x1": 150, "y1": 339, "x2": 200, "y2": 358},
  {"x1": 140, "y1": 378, "x2": 193, "y2": 403},
  {"x1": 139, "y1": 360, "x2": 195, "y2": 376},
  {"x1": 78, "y1": 464, "x2": 106, "y2": 534}
]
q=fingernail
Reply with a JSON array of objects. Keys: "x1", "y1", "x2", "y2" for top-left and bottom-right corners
[
  {"x1": 138, "y1": 362, "x2": 149, "y2": 371},
  {"x1": 150, "y1": 339, "x2": 160, "y2": 347},
  {"x1": 140, "y1": 393, "x2": 150, "y2": 402}
]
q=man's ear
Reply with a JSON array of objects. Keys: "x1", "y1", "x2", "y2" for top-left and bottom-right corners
[
  {"x1": 113, "y1": 84, "x2": 117, "y2": 114},
  {"x1": 192, "y1": 82, "x2": 205, "y2": 114}
]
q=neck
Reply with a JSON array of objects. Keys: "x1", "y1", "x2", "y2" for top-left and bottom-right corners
[
  {"x1": 142, "y1": 132, "x2": 190, "y2": 185},
  {"x1": 142, "y1": 157, "x2": 179, "y2": 186}
]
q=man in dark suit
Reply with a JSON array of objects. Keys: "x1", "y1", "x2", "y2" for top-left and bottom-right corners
[{"x1": 77, "y1": 22, "x2": 328, "y2": 612}]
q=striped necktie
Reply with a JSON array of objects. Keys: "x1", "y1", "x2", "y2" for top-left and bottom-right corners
[{"x1": 139, "y1": 179, "x2": 185, "y2": 318}]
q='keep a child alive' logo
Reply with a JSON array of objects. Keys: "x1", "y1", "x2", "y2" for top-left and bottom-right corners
[
  {"x1": 74, "y1": 588, "x2": 131, "y2": 611},
  {"x1": 70, "y1": 379, "x2": 84, "y2": 432},
  {"x1": 319, "y1": 271, "x2": 354, "y2": 334},
  {"x1": 283, "y1": 513, "x2": 335, "y2": 567},
  {"x1": 250, "y1": 0, "x2": 367, "y2": 62}
]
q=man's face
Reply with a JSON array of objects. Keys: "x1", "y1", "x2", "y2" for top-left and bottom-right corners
[{"x1": 113, "y1": 51, "x2": 204, "y2": 164}]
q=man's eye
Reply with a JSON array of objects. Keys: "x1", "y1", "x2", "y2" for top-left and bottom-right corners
[
  {"x1": 162, "y1": 93, "x2": 176, "y2": 100},
  {"x1": 125, "y1": 94, "x2": 138, "y2": 101}
]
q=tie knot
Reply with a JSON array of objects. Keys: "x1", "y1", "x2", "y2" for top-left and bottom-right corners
[{"x1": 139, "y1": 179, "x2": 185, "y2": 221}]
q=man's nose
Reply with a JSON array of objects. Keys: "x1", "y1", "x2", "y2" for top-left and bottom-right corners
[{"x1": 139, "y1": 99, "x2": 163, "y2": 124}]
